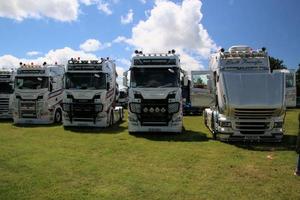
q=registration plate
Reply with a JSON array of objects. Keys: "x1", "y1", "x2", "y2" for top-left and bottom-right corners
[
  {"x1": 148, "y1": 128, "x2": 161, "y2": 132},
  {"x1": 245, "y1": 136, "x2": 259, "y2": 140}
]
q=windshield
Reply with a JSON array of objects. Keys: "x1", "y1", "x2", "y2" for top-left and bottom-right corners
[
  {"x1": 0, "y1": 82, "x2": 14, "y2": 94},
  {"x1": 130, "y1": 67, "x2": 179, "y2": 88},
  {"x1": 65, "y1": 73, "x2": 106, "y2": 90},
  {"x1": 15, "y1": 77, "x2": 49, "y2": 90}
]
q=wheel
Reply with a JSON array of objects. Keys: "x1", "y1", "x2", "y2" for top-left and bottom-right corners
[
  {"x1": 211, "y1": 114, "x2": 217, "y2": 140},
  {"x1": 109, "y1": 111, "x2": 114, "y2": 126},
  {"x1": 54, "y1": 109, "x2": 62, "y2": 123}
]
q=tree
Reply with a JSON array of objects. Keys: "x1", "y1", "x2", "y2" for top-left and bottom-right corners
[{"x1": 269, "y1": 56, "x2": 287, "y2": 70}]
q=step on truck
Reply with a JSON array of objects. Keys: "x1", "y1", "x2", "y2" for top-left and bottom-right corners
[
  {"x1": 12, "y1": 62, "x2": 65, "y2": 124},
  {"x1": 0, "y1": 69, "x2": 14, "y2": 119},
  {"x1": 62, "y1": 58, "x2": 123, "y2": 127},
  {"x1": 123, "y1": 50, "x2": 188, "y2": 133},
  {"x1": 202, "y1": 46, "x2": 285, "y2": 142}
]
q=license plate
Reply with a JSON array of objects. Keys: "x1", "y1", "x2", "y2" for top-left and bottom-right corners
[
  {"x1": 245, "y1": 136, "x2": 259, "y2": 140},
  {"x1": 148, "y1": 128, "x2": 161, "y2": 132}
]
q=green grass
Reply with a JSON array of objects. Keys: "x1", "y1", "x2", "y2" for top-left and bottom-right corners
[{"x1": 0, "y1": 109, "x2": 299, "y2": 200}]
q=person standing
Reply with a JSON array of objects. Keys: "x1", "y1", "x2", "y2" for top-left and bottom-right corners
[{"x1": 295, "y1": 112, "x2": 300, "y2": 176}]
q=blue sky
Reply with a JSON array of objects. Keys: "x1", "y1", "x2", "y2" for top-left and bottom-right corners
[{"x1": 0, "y1": 0, "x2": 299, "y2": 72}]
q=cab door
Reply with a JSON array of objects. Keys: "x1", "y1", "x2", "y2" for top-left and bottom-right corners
[{"x1": 190, "y1": 71, "x2": 215, "y2": 108}]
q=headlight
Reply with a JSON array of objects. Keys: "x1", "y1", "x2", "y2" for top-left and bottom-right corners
[
  {"x1": 95, "y1": 104, "x2": 103, "y2": 112},
  {"x1": 219, "y1": 121, "x2": 232, "y2": 128},
  {"x1": 129, "y1": 103, "x2": 141, "y2": 114},
  {"x1": 168, "y1": 103, "x2": 180, "y2": 114},
  {"x1": 274, "y1": 122, "x2": 283, "y2": 128},
  {"x1": 63, "y1": 104, "x2": 71, "y2": 112}
]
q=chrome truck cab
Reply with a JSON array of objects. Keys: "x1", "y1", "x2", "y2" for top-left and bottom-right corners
[
  {"x1": 0, "y1": 69, "x2": 14, "y2": 119},
  {"x1": 12, "y1": 63, "x2": 65, "y2": 124},
  {"x1": 203, "y1": 46, "x2": 285, "y2": 142},
  {"x1": 62, "y1": 58, "x2": 123, "y2": 128},
  {"x1": 124, "y1": 50, "x2": 188, "y2": 133}
]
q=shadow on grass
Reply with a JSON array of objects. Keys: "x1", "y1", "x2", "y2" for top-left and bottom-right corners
[
  {"x1": 13, "y1": 123, "x2": 61, "y2": 128},
  {"x1": 64, "y1": 120, "x2": 126, "y2": 134},
  {"x1": 130, "y1": 127, "x2": 209, "y2": 142},
  {"x1": 0, "y1": 119, "x2": 13, "y2": 123},
  {"x1": 230, "y1": 134, "x2": 298, "y2": 152}
]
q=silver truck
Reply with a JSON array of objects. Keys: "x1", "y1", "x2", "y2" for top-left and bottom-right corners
[{"x1": 202, "y1": 46, "x2": 285, "y2": 142}]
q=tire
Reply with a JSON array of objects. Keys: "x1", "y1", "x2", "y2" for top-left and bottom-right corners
[
  {"x1": 109, "y1": 111, "x2": 114, "y2": 126},
  {"x1": 211, "y1": 114, "x2": 217, "y2": 140},
  {"x1": 54, "y1": 109, "x2": 62, "y2": 124}
]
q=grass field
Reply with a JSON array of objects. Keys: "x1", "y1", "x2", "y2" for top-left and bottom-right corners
[{"x1": 0, "y1": 109, "x2": 299, "y2": 200}]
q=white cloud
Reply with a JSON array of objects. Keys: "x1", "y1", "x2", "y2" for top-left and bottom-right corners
[
  {"x1": 26, "y1": 51, "x2": 42, "y2": 56},
  {"x1": 121, "y1": 9, "x2": 134, "y2": 25},
  {"x1": 0, "y1": 55, "x2": 20, "y2": 70},
  {"x1": 80, "y1": 39, "x2": 101, "y2": 52},
  {"x1": 0, "y1": 0, "x2": 80, "y2": 22},
  {"x1": 139, "y1": 0, "x2": 147, "y2": 4},
  {"x1": 0, "y1": 47, "x2": 97, "y2": 70},
  {"x1": 97, "y1": 1, "x2": 113, "y2": 15},
  {"x1": 113, "y1": 36, "x2": 128, "y2": 43},
  {"x1": 127, "y1": 0, "x2": 217, "y2": 71}
]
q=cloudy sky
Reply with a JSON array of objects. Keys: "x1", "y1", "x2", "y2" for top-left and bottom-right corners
[{"x1": 0, "y1": 0, "x2": 299, "y2": 78}]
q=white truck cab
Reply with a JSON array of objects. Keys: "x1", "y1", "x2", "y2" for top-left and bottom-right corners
[
  {"x1": 62, "y1": 58, "x2": 123, "y2": 127},
  {"x1": 12, "y1": 63, "x2": 65, "y2": 124},
  {"x1": 124, "y1": 50, "x2": 188, "y2": 133},
  {"x1": 0, "y1": 69, "x2": 15, "y2": 119},
  {"x1": 202, "y1": 46, "x2": 285, "y2": 142}
]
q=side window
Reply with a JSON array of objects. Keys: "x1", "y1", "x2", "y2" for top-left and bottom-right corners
[
  {"x1": 192, "y1": 74, "x2": 208, "y2": 89},
  {"x1": 286, "y1": 74, "x2": 295, "y2": 88}
]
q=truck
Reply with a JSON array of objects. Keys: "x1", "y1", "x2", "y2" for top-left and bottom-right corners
[
  {"x1": 274, "y1": 69, "x2": 296, "y2": 108},
  {"x1": 62, "y1": 58, "x2": 123, "y2": 127},
  {"x1": 117, "y1": 88, "x2": 128, "y2": 108},
  {"x1": 0, "y1": 69, "x2": 14, "y2": 119},
  {"x1": 12, "y1": 63, "x2": 65, "y2": 124},
  {"x1": 123, "y1": 50, "x2": 188, "y2": 133},
  {"x1": 202, "y1": 46, "x2": 285, "y2": 142}
]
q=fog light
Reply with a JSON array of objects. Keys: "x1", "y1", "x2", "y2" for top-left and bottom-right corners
[
  {"x1": 219, "y1": 121, "x2": 231, "y2": 128},
  {"x1": 274, "y1": 122, "x2": 283, "y2": 128}
]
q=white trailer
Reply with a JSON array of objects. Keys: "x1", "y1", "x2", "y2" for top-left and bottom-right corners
[
  {"x1": 202, "y1": 46, "x2": 285, "y2": 142},
  {"x1": 12, "y1": 63, "x2": 65, "y2": 124},
  {"x1": 62, "y1": 58, "x2": 123, "y2": 127},
  {"x1": 0, "y1": 69, "x2": 14, "y2": 119},
  {"x1": 124, "y1": 50, "x2": 188, "y2": 133}
]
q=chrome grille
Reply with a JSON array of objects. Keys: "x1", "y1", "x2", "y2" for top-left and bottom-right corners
[
  {"x1": 234, "y1": 108, "x2": 276, "y2": 119},
  {"x1": 234, "y1": 108, "x2": 275, "y2": 134},
  {"x1": 20, "y1": 101, "x2": 37, "y2": 118},
  {"x1": 0, "y1": 98, "x2": 9, "y2": 114}
]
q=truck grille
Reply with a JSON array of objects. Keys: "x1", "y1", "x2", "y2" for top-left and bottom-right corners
[
  {"x1": 69, "y1": 99, "x2": 100, "y2": 119},
  {"x1": 234, "y1": 108, "x2": 275, "y2": 134},
  {"x1": 20, "y1": 101, "x2": 37, "y2": 118},
  {"x1": 0, "y1": 98, "x2": 9, "y2": 114},
  {"x1": 139, "y1": 99, "x2": 169, "y2": 126},
  {"x1": 234, "y1": 108, "x2": 276, "y2": 120}
]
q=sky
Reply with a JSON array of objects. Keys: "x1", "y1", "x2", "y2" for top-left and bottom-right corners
[{"x1": 0, "y1": 0, "x2": 299, "y2": 81}]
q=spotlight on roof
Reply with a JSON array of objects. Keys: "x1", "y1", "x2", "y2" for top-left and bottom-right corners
[
  {"x1": 220, "y1": 48, "x2": 225, "y2": 53},
  {"x1": 171, "y1": 49, "x2": 176, "y2": 54},
  {"x1": 134, "y1": 50, "x2": 139, "y2": 54},
  {"x1": 262, "y1": 47, "x2": 266, "y2": 52},
  {"x1": 43, "y1": 62, "x2": 47, "y2": 66}
]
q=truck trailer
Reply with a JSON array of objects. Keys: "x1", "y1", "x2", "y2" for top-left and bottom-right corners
[
  {"x1": 202, "y1": 46, "x2": 285, "y2": 142},
  {"x1": 0, "y1": 69, "x2": 14, "y2": 119},
  {"x1": 62, "y1": 58, "x2": 123, "y2": 127},
  {"x1": 124, "y1": 50, "x2": 188, "y2": 133},
  {"x1": 12, "y1": 63, "x2": 65, "y2": 124}
]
